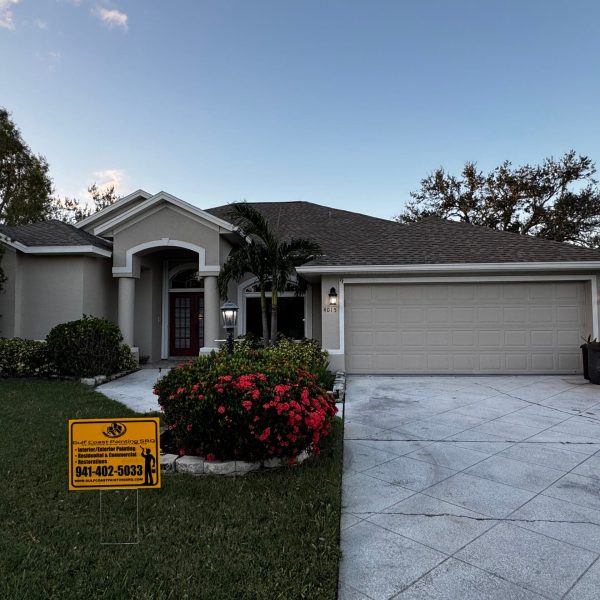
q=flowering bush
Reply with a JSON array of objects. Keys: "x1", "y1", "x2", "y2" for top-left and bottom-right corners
[{"x1": 154, "y1": 350, "x2": 337, "y2": 462}]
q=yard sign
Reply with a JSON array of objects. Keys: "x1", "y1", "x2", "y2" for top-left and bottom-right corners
[{"x1": 68, "y1": 418, "x2": 161, "y2": 491}]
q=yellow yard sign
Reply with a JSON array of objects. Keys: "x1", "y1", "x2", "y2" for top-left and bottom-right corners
[{"x1": 68, "y1": 418, "x2": 161, "y2": 491}]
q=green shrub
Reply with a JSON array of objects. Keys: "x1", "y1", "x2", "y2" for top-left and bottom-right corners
[
  {"x1": 226, "y1": 337, "x2": 333, "y2": 388},
  {"x1": 154, "y1": 351, "x2": 337, "y2": 462},
  {"x1": 0, "y1": 338, "x2": 53, "y2": 377},
  {"x1": 46, "y1": 316, "x2": 136, "y2": 377}
]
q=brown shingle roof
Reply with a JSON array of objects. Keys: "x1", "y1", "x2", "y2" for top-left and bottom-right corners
[
  {"x1": 206, "y1": 202, "x2": 600, "y2": 266},
  {"x1": 0, "y1": 220, "x2": 112, "y2": 250}
]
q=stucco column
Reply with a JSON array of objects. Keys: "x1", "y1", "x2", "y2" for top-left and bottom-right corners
[
  {"x1": 202, "y1": 275, "x2": 220, "y2": 350},
  {"x1": 118, "y1": 276, "x2": 136, "y2": 347}
]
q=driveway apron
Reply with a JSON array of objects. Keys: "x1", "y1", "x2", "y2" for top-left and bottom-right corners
[{"x1": 338, "y1": 375, "x2": 600, "y2": 600}]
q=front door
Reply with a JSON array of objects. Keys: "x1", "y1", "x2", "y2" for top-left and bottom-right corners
[{"x1": 169, "y1": 292, "x2": 204, "y2": 356}]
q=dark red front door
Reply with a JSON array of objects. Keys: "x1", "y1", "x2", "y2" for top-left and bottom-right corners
[{"x1": 170, "y1": 293, "x2": 204, "y2": 356}]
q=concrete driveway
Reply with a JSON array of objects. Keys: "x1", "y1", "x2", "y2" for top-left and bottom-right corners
[{"x1": 339, "y1": 375, "x2": 600, "y2": 600}]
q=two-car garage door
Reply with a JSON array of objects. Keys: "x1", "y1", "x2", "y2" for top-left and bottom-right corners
[{"x1": 345, "y1": 282, "x2": 591, "y2": 374}]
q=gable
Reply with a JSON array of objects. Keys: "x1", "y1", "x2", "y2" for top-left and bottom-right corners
[{"x1": 112, "y1": 204, "x2": 223, "y2": 267}]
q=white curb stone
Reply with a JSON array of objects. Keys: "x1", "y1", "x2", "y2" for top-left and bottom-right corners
[
  {"x1": 176, "y1": 455, "x2": 205, "y2": 475},
  {"x1": 160, "y1": 453, "x2": 179, "y2": 471},
  {"x1": 202, "y1": 460, "x2": 239, "y2": 476}
]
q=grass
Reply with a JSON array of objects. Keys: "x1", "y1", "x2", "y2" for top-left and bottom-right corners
[{"x1": 0, "y1": 379, "x2": 343, "y2": 600}]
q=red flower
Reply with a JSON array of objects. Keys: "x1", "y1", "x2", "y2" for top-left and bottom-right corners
[
  {"x1": 206, "y1": 453, "x2": 216, "y2": 462},
  {"x1": 178, "y1": 448, "x2": 186, "y2": 457},
  {"x1": 187, "y1": 423, "x2": 193, "y2": 432},
  {"x1": 217, "y1": 406, "x2": 226, "y2": 414},
  {"x1": 242, "y1": 400, "x2": 253, "y2": 411},
  {"x1": 257, "y1": 427, "x2": 271, "y2": 442}
]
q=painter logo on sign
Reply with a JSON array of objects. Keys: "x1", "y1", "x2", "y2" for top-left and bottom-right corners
[{"x1": 103, "y1": 422, "x2": 127, "y2": 438}]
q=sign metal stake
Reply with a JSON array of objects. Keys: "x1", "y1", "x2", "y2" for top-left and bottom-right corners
[{"x1": 99, "y1": 489, "x2": 140, "y2": 545}]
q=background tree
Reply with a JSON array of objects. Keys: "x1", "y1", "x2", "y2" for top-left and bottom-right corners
[
  {"x1": 0, "y1": 108, "x2": 53, "y2": 226},
  {"x1": 218, "y1": 202, "x2": 321, "y2": 346},
  {"x1": 396, "y1": 151, "x2": 600, "y2": 247},
  {"x1": 51, "y1": 183, "x2": 120, "y2": 223},
  {"x1": 0, "y1": 108, "x2": 55, "y2": 292}
]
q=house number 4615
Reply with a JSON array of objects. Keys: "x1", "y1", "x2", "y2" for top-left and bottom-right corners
[{"x1": 323, "y1": 307, "x2": 337, "y2": 313}]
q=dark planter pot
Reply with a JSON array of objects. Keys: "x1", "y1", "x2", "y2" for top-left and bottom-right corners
[
  {"x1": 587, "y1": 343, "x2": 600, "y2": 385},
  {"x1": 581, "y1": 344, "x2": 590, "y2": 380}
]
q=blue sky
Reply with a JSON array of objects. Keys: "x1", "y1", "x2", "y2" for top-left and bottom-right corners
[{"x1": 1, "y1": 0, "x2": 600, "y2": 219}]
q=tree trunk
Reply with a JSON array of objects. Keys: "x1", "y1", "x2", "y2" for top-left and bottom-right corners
[
  {"x1": 259, "y1": 285, "x2": 269, "y2": 347},
  {"x1": 270, "y1": 289, "x2": 278, "y2": 346}
]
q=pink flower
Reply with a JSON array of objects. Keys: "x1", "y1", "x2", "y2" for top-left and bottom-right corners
[
  {"x1": 178, "y1": 448, "x2": 186, "y2": 457},
  {"x1": 242, "y1": 400, "x2": 253, "y2": 411},
  {"x1": 257, "y1": 427, "x2": 271, "y2": 442},
  {"x1": 217, "y1": 406, "x2": 226, "y2": 414},
  {"x1": 187, "y1": 424, "x2": 193, "y2": 432}
]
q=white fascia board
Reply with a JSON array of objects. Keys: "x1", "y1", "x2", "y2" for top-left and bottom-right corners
[
  {"x1": 296, "y1": 261, "x2": 600, "y2": 275},
  {"x1": 75, "y1": 189, "x2": 152, "y2": 229},
  {"x1": 94, "y1": 191, "x2": 236, "y2": 236},
  {"x1": 3, "y1": 239, "x2": 111, "y2": 257}
]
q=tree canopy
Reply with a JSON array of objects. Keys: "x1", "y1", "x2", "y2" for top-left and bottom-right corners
[
  {"x1": 0, "y1": 108, "x2": 53, "y2": 226},
  {"x1": 52, "y1": 183, "x2": 120, "y2": 223},
  {"x1": 396, "y1": 151, "x2": 600, "y2": 248}
]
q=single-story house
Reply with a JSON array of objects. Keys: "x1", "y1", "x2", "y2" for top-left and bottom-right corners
[{"x1": 1, "y1": 189, "x2": 600, "y2": 375}]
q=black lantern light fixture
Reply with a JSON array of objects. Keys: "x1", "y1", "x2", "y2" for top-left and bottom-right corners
[
  {"x1": 328, "y1": 287, "x2": 338, "y2": 306},
  {"x1": 220, "y1": 300, "x2": 239, "y2": 353}
]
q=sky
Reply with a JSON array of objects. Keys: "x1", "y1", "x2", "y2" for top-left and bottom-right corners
[{"x1": 1, "y1": 0, "x2": 600, "y2": 220}]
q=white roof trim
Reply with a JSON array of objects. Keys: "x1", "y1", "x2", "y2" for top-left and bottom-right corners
[
  {"x1": 297, "y1": 261, "x2": 600, "y2": 274},
  {"x1": 94, "y1": 191, "x2": 236, "y2": 236},
  {"x1": 0, "y1": 237, "x2": 111, "y2": 257},
  {"x1": 75, "y1": 189, "x2": 153, "y2": 229}
]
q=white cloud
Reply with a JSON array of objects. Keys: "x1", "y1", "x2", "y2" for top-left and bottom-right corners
[
  {"x1": 90, "y1": 169, "x2": 127, "y2": 195},
  {"x1": 34, "y1": 18, "x2": 47, "y2": 29},
  {"x1": 94, "y1": 6, "x2": 128, "y2": 31},
  {"x1": 0, "y1": 0, "x2": 20, "y2": 30}
]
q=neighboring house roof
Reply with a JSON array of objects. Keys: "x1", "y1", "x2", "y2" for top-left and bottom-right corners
[
  {"x1": 0, "y1": 219, "x2": 112, "y2": 250},
  {"x1": 206, "y1": 201, "x2": 600, "y2": 267}
]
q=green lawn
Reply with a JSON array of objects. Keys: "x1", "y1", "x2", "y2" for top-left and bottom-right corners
[{"x1": 0, "y1": 380, "x2": 343, "y2": 600}]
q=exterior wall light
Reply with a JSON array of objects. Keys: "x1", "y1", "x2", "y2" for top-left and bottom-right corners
[
  {"x1": 220, "y1": 300, "x2": 239, "y2": 353},
  {"x1": 328, "y1": 287, "x2": 338, "y2": 306}
]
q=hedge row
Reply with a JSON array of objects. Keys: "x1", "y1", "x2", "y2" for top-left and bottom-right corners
[{"x1": 0, "y1": 316, "x2": 136, "y2": 378}]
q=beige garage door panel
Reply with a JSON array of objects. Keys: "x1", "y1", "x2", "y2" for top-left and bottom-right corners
[{"x1": 345, "y1": 282, "x2": 590, "y2": 374}]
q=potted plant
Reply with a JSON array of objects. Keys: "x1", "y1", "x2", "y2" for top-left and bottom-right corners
[{"x1": 586, "y1": 339, "x2": 600, "y2": 385}]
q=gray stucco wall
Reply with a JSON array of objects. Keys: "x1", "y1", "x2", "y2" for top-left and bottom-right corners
[
  {"x1": 0, "y1": 246, "x2": 19, "y2": 338},
  {"x1": 112, "y1": 205, "x2": 222, "y2": 268},
  {"x1": 2, "y1": 253, "x2": 115, "y2": 341},
  {"x1": 134, "y1": 256, "x2": 163, "y2": 362},
  {"x1": 19, "y1": 256, "x2": 85, "y2": 339},
  {"x1": 311, "y1": 280, "x2": 322, "y2": 343},
  {"x1": 83, "y1": 256, "x2": 117, "y2": 322}
]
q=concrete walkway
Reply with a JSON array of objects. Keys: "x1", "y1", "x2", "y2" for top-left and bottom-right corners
[
  {"x1": 96, "y1": 368, "x2": 169, "y2": 413},
  {"x1": 339, "y1": 375, "x2": 600, "y2": 600}
]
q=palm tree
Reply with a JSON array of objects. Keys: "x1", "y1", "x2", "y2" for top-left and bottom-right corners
[{"x1": 217, "y1": 202, "x2": 321, "y2": 346}]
